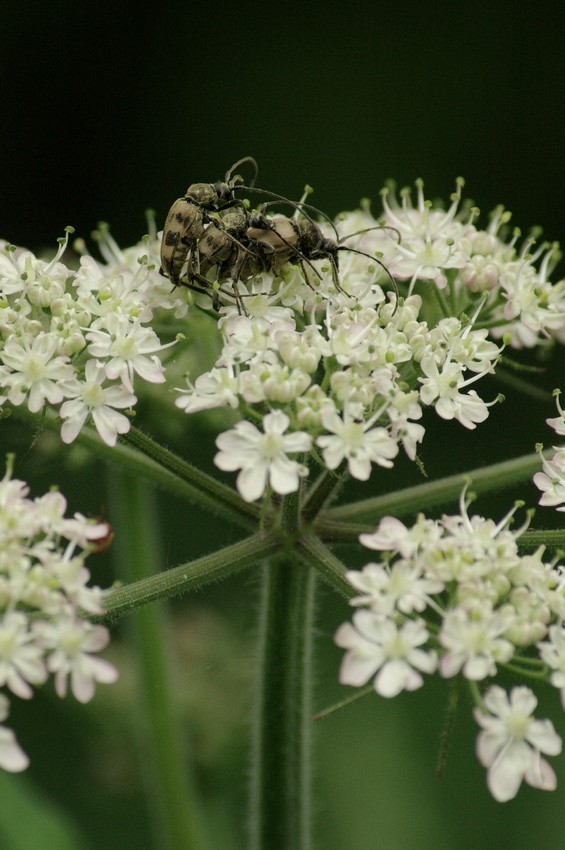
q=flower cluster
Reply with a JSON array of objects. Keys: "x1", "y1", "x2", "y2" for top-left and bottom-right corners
[
  {"x1": 0, "y1": 224, "x2": 181, "y2": 446},
  {"x1": 2, "y1": 180, "x2": 562, "y2": 482},
  {"x1": 335, "y1": 491, "x2": 565, "y2": 801},
  {"x1": 0, "y1": 457, "x2": 117, "y2": 771},
  {"x1": 534, "y1": 391, "x2": 565, "y2": 512},
  {"x1": 173, "y1": 180, "x2": 564, "y2": 502}
]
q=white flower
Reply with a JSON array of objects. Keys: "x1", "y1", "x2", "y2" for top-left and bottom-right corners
[
  {"x1": 317, "y1": 408, "x2": 399, "y2": 480},
  {"x1": 359, "y1": 514, "x2": 443, "y2": 559},
  {"x1": 380, "y1": 179, "x2": 472, "y2": 289},
  {"x1": 219, "y1": 275, "x2": 294, "y2": 325},
  {"x1": 335, "y1": 610, "x2": 437, "y2": 697},
  {"x1": 0, "y1": 695, "x2": 29, "y2": 772},
  {"x1": 85, "y1": 313, "x2": 173, "y2": 393},
  {"x1": 214, "y1": 410, "x2": 312, "y2": 502},
  {"x1": 59, "y1": 360, "x2": 136, "y2": 446},
  {"x1": 538, "y1": 625, "x2": 565, "y2": 709},
  {"x1": 0, "y1": 612, "x2": 48, "y2": 698},
  {"x1": 175, "y1": 367, "x2": 240, "y2": 413},
  {"x1": 0, "y1": 460, "x2": 118, "y2": 769},
  {"x1": 474, "y1": 686, "x2": 562, "y2": 801},
  {"x1": 34, "y1": 616, "x2": 118, "y2": 703},
  {"x1": 274, "y1": 327, "x2": 326, "y2": 372},
  {"x1": 295, "y1": 386, "x2": 336, "y2": 428},
  {"x1": 439, "y1": 607, "x2": 515, "y2": 680},
  {"x1": 346, "y1": 560, "x2": 444, "y2": 615},
  {"x1": 0, "y1": 246, "x2": 70, "y2": 300},
  {"x1": 545, "y1": 392, "x2": 565, "y2": 436},
  {"x1": 418, "y1": 355, "x2": 491, "y2": 429},
  {"x1": 0, "y1": 332, "x2": 76, "y2": 412},
  {"x1": 534, "y1": 448, "x2": 565, "y2": 511}
]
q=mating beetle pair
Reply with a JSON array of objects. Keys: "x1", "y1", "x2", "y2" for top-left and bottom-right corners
[{"x1": 159, "y1": 157, "x2": 397, "y2": 309}]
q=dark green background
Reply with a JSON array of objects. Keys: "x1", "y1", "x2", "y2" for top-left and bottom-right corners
[{"x1": 1, "y1": 2, "x2": 565, "y2": 848}]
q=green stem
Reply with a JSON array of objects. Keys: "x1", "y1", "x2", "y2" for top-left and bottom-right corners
[
  {"x1": 520, "y1": 528, "x2": 565, "y2": 551},
  {"x1": 301, "y1": 465, "x2": 348, "y2": 523},
  {"x1": 97, "y1": 532, "x2": 281, "y2": 623},
  {"x1": 108, "y1": 470, "x2": 208, "y2": 850},
  {"x1": 296, "y1": 533, "x2": 354, "y2": 599},
  {"x1": 121, "y1": 425, "x2": 261, "y2": 528},
  {"x1": 12, "y1": 408, "x2": 260, "y2": 531},
  {"x1": 249, "y1": 557, "x2": 316, "y2": 850},
  {"x1": 313, "y1": 520, "x2": 378, "y2": 544},
  {"x1": 280, "y1": 489, "x2": 301, "y2": 535},
  {"x1": 322, "y1": 449, "x2": 545, "y2": 525}
]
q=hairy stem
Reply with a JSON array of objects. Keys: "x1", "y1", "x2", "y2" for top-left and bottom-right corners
[{"x1": 249, "y1": 556, "x2": 316, "y2": 850}]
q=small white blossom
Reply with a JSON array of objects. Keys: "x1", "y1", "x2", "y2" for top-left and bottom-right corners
[
  {"x1": 0, "y1": 611, "x2": 48, "y2": 698},
  {"x1": 0, "y1": 695, "x2": 29, "y2": 772},
  {"x1": 359, "y1": 515, "x2": 443, "y2": 560},
  {"x1": 59, "y1": 360, "x2": 136, "y2": 446},
  {"x1": 85, "y1": 313, "x2": 173, "y2": 392},
  {"x1": 1, "y1": 332, "x2": 76, "y2": 412},
  {"x1": 335, "y1": 610, "x2": 437, "y2": 697},
  {"x1": 418, "y1": 355, "x2": 491, "y2": 429},
  {"x1": 175, "y1": 367, "x2": 240, "y2": 413},
  {"x1": 474, "y1": 686, "x2": 562, "y2": 801},
  {"x1": 346, "y1": 560, "x2": 444, "y2": 615},
  {"x1": 534, "y1": 448, "x2": 565, "y2": 511},
  {"x1": 214, "y1": 410, "x2": 312, "y2": 502},
  {"x1": 0, "y1": 459, "x2": 117, "y2": 770},
  {"x1": 545, "y1": 391, "x2": 565, "y2": 436},
  {"x1": 538, "y1": 625, "x2": 565, "y2": 709},
  {"x1": 317, "y1": 408, "x2": 399, "y2": 480},
  {"x1": 34, "y1": 616, "x2": 118, "y2": 703},
  {"x1": 380, "y1": 178, "x2": 472, "y2": 289},
  {"x1": 439, "y1": 606, "x2": 516, "y2": 680}
]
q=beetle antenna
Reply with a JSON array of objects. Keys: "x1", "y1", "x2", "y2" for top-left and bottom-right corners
[
  {"x1": 225, "y1": 156, "x2": 259, "y2": 188},
  {"x1": 239, "y1": 186, "x2": 340, "y2": 239},
  {"x1": 336, "y1": 245, "x2": 399, "y2": 304},
  {"x1": 338, "y1": 224, "x2": 402, "y2": 245}
]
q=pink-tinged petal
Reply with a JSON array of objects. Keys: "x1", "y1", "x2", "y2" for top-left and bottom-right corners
[
  {"x1": 0, "y1": 728, "x2": 29, "y2": 772},
  {"x1": 339, "y1": 654, "x2": 380, "y2": 688},
  {"x1": 527, "y1": 720, "x2": 562, "y2": 756},
  {"x1": 476, "y1": 729, "x2": 504, "y2": 767},
  {"x1": 524, "y1": 756, "x2": 557, "y2": 792}
]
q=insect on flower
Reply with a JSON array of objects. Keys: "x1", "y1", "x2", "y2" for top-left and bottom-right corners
[
  {"x1": 159, "y1": 156, "x2": 258, "y2": 288},
  {"x1": 245, "y1": 210, "x2": 399, "y2": 300},
  {"x1": 191, "y1": 195, "x2": 335, "y2": 310}
]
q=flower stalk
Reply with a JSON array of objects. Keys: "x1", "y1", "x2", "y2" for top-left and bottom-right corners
[
  {"x1": 249, "y1": 554, "x2": 316, "y2": 850},
  {"x1": 108, "y1": 470, "x2": 208, "y2": 850}
]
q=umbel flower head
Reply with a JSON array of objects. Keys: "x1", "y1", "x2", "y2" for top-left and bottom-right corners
[
  {"x1": 0, "y1": 225, "x2": 176, "y2": 446},
  {"x1": 0, "y1": 456, "x2": 117, "y2": 771},
  {"x1": 2, "y1": 178, "x2": 563, "y2": 475},
  {"x1": 533, "y1": 392, "x2": 565, "y2": 513},
  {"x1": 335, "y1": 489, "x2": 565, "y2": 801},
  {"x1": 167, "y1": 178, "x2": 562, "y2": 502}
]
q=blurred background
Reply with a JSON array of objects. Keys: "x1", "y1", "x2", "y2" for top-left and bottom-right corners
[{"x1": 1, "y1": 1, "x2": 564, "y2": 848}]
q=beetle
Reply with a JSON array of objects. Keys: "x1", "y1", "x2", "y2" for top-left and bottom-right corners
[
  {"x1": 245, "y1": 211, "x2": 399, "y2": 300},
  {"x1": 186, "y1": 191, "x2": 328, "y2": 309},
  {"x1": 192, "y1": 208, "x2": 265, "y2": 311},
  {"x1": 191, "y1": 200, "x2": 329, "y2": 309},
  {"x1": 159, "y1": 157, "x2": 258, "y2": 287}
]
